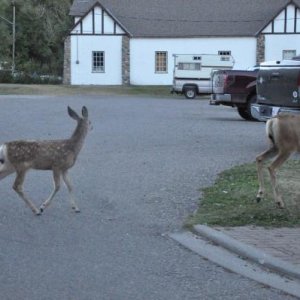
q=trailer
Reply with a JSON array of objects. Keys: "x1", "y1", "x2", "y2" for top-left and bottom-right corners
[{"x1": 171, "y1": 54, "x2": 235, "y2": 99}]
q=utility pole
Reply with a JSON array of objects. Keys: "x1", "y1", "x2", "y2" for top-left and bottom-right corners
[
  {"x1": 0, "y1": 1, "x2": 15, "y2": 74},
  {"x1": 11, "y1": 0, "x2": 15, "y2": 74}
]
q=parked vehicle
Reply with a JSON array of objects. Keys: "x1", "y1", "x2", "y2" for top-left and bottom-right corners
[
  {"x1": 251, "y1": 58, "x2": 300, "y2": 121},
  {"x1": 171, "y1": 54, "x2": 235, "y2": 99},
  {"x1": 210, "y1": 67, "x2": 258, "y2": 120}
]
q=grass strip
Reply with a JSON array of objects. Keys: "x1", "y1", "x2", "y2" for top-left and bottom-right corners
[{"x1": 186, "y1": 160, "x2": 300, "y2": 228}]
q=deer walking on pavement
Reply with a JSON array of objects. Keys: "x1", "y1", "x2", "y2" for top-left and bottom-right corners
[{"x1": 0, "y1": 106, "x2": 90, "y2": 215}]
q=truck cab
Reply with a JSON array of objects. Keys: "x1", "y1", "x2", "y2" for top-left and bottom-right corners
[{"x1": 251, "y1": 58, "x2": 300, "y2": 121}]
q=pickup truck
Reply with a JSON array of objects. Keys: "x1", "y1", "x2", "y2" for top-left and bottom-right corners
[
  {"x1": 210, "y1": 68, "x2": 258, "y2": 120},
  {"x1": 251, "y1": 58, "x2": 300, "y2": 121}
]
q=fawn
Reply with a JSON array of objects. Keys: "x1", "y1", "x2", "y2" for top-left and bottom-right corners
[{"x1": 0, "y1": 106, "x2": 90, "y2": 215}]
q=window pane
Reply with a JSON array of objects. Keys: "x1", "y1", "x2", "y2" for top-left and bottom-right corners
[
  {"x1": 178, "y1": 63, "x2": 201, "y2": 70},
  {"x1": 282, "y1": 50, "x2": 296, "y2": 60},
  {"x1": 92, "y1": 51, "x2": 105, "y2": 72},
  {"x1": 218, "y1": 50, "x2": 231, "y2": 56},
  {"x1": 155, "y1": 52, "x2": 167, "y2": 72}
]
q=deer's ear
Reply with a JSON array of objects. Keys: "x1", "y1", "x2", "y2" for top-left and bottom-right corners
[
  {"x1": 82, "y1": 106, "x2": 88, "y2": 118},
  {"x1": 68, "y1": 106, "x2": 80, "y2": 121}
]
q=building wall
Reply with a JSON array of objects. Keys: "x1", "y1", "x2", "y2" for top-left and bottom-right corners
[
  {"x1": 264, "y1": 34, "x2": 300, "y2": 61},
  {"x1": 130, "y1": 37, "x2": 256, "y2": 85},
  {"x1": 70, "y1": 35, "x2": 123, "y2": 85}
]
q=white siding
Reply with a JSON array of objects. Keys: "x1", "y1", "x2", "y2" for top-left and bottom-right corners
[
  {"x1": 273, "y1": 11, "x2": 285, "y2": 33},
  {"x1": 265, "y1": 34, "x2": 300, "y2": 61},
  {"x1": 104, "y1": 13, "x2": 115, "y2": 34},
  {"x1": 286, "y1": 4, "x2": 295, "y2": 33},
  {"x1": 94, "y1": 6, "x2": 103, "y2": 34},
  {"x1": 70, "y1": 35, "x2": 122, "y2": 85},
  {"x1": 297, "y1": 9, "x2": 300, "y2": 32},
  {"x1": 130, "y1": 37, "x2": 256, "y2": 85}
]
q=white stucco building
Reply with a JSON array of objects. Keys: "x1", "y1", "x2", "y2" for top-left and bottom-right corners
[{"x1": 64, "y1": 0, "x2": 300, "y2": 85}]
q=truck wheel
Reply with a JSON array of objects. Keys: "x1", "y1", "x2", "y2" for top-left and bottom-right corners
[
  {"x1": 184, "y1": 87, "x2": 196, "y2": 99},
  {"x1": 237, "y1": 95, "x2": 258, "y2": 121},
  {"x1": 237, "y1": 107, "x2": 252, "y2": 120}
]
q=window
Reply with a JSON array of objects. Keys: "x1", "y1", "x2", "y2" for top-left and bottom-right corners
[
  {"x1": 155, "y1": 51, "x2": 167, "y2": 73},
  {"x1": 92, "y1": 51, "x2": 105, "y2": 72},
  {"x1": 282, "y1": 50, "x2": 296, "y2": 60},
  {"x1": 193, "y1": 56, "x2": 202, "y2": 61},
  {"x1": 218, "y1": 50, "x2": 231, "y2": 56},
  {"x1": 178, "y1": 63, "x2": 201, "y2": 71}
]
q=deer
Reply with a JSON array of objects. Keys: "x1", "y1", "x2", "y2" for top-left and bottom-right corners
[
  {"x1": 0, "y1": 106, "x2": 90, "y2": 215},
  {"x1": 256, "y1": 113, "x2": 300, "y2": 208}
]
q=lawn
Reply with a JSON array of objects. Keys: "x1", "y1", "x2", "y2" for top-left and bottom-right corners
[
  {"x1": 0, "y1": 84, "x2": 175, "y2": 97},
  {"x1": 186, "y1": 159, "x2": 300, "y2": 228}
]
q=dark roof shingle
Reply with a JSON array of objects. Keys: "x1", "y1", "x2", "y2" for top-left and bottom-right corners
[{"x1": 70, "y1": 0, "x2": 300, "y2": 37}]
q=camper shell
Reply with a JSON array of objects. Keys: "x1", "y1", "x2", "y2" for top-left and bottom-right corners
[
  {"x1": 171, "y1": 54, "x2": 235, "y2": 99},
  {"x1": 251, "y1": 58, "x2": 300, "y2": 121}
]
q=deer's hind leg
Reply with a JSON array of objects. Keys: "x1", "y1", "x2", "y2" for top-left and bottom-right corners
[
  {"x1": 62, "y1": 170, "x2": 80, "y2": 213},
  {"x1": 256, "y1": 146, "x2": 278, "y2": 203},
  {"x1": 268, "y1": 151, "x2": 291, "y2": 209},
  {"x1": 13, "y1": 169, "x2": 41, "y2": 215},
  {"x1": 40, "y1": 169, "x2": 61, "y2": 212}
]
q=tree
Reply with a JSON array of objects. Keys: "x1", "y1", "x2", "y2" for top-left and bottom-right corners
[
  {"x1": 0, "y1": 1, "x2": 13, "y2": 69},
  {"x1": 0, "y1": 0, "x2": 73, "y2": 76}
]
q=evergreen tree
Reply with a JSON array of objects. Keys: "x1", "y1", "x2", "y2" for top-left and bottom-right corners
[{"x1": 0, "y1": 0, "x2": 72, "y2": 76}]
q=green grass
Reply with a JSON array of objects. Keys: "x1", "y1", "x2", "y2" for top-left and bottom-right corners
[
  {"x1": 0, "y1": 84, "x2": 176, "y2": 97},
  {"x1": 186, "y1": 160, "x2": 300, "y2": 228}
]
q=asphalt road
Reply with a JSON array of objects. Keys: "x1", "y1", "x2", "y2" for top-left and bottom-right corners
[{"x1": 0, "y1": 94, "x2": 295, "y2": 300}]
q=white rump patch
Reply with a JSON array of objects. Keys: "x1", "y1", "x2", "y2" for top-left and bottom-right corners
[{"x1": 0, "y1": 144, "x2": 15, "y2": 179}]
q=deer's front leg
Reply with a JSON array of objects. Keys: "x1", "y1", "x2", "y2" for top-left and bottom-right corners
[
  {"x1": 256, "y1": 155, "x2": 265, "y2": 203},
  {"x1": 62, "y1": 170, "x2": 80, "y2": 213},
  {"x1": 13, "y1": 170, "x2": 41, "y2": 215},
  {"x1": 40, "y1": 169, "x2": 61, "y2": 212}
]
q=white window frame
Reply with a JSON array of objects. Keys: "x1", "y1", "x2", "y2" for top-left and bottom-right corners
[{"x1": 92, "y1": 51, "x2": 105, "y2": 73}]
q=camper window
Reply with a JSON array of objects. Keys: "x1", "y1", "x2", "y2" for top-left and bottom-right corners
[
  {"x1": 178, "y1": 63, "x2": 201, "y2": 71},
  {"x1": 218, "y1": 50, "x2": 231, "y2": 56}
]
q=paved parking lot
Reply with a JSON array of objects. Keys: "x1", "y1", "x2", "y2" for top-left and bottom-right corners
[{"x1": 0, "y1": 95, "x2": 295, "y2": 300}]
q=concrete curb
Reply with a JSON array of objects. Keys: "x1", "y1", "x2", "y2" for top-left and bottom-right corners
[
  {"x1": 169, "y1": 231, "x2": 300, "y2": 298},
  {"x1": 194, "y1": 224, "x2": 300, "y2": 280}
]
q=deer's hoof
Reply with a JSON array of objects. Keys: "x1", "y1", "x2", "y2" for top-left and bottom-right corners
[{"x1": 276, "y1": 202, "x2": 285, "y2": 209}]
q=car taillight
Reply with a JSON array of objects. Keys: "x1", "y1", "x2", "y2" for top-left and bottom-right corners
[{"x1": 223, "y1": 74, "x2": 228, "y2": 88}]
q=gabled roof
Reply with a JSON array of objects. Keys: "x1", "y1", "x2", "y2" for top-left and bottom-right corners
[{"x1": 69, "y1": 0, "x2": 300, "y2": 37}]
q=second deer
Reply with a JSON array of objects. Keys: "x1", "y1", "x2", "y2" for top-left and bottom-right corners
[
  {"x1": 0, "y1": 106, "x2": 90, "y2": 215},
  {"x1": 256, "y1": 114, "x2": 300, "y2": 208}
]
